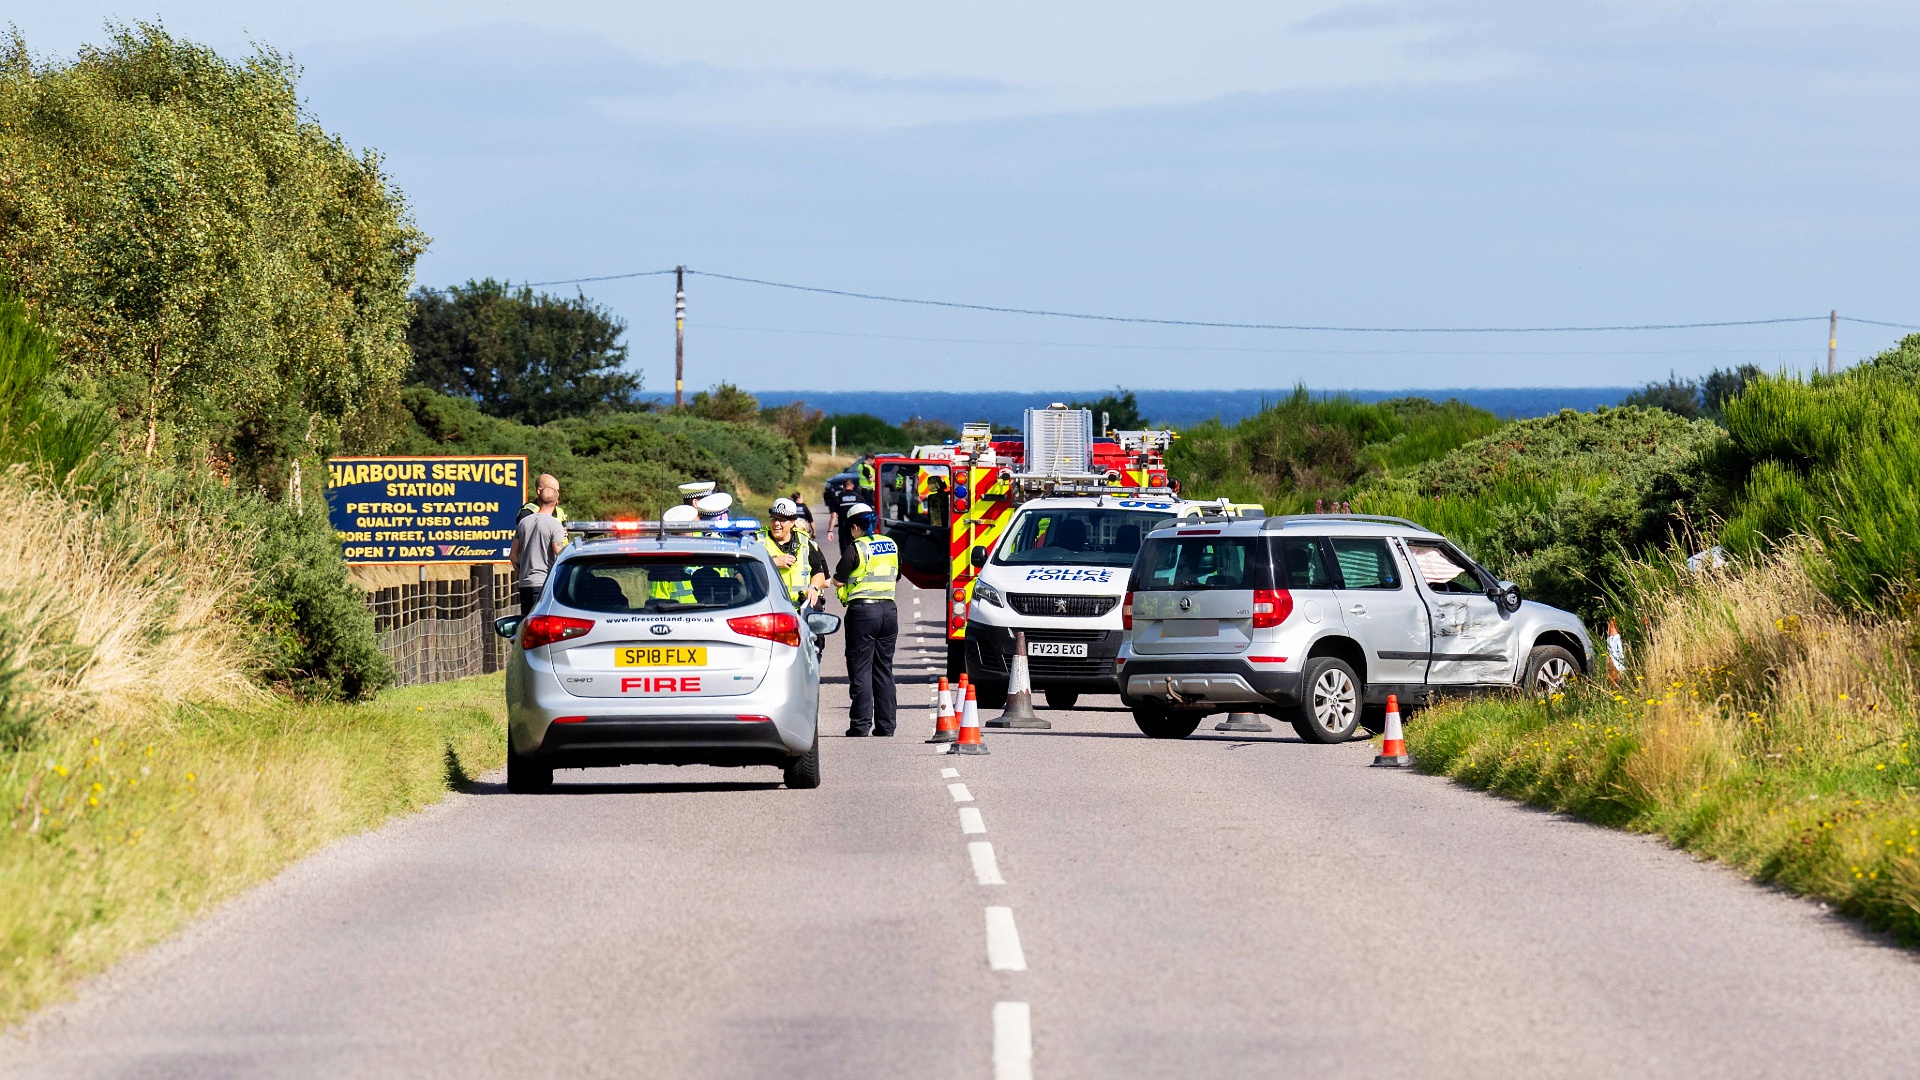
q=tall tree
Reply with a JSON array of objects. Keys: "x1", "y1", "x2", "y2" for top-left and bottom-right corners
[
  {"x1": 1069, "y1": 388, "x2": 1148, "y2": 430},
  {"x1": 407, "y1": 279, "x2": 640, "y2": 426},
  {"x1": 0, "y1": 24, "x2": 425, "y2": 494}
]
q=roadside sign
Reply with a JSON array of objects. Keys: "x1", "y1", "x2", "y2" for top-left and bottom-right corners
[{"x1": 325, "y1": 455, "x2": 527, "y2": 564}]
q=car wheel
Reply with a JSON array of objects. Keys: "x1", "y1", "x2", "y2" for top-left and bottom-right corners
[
  {"x1": 1131, "y1": 702, "x2": 1204, "y2": 739},
  {"x1": 783, "y1": 733, "x2": 821, "y2": 789},
  {"x1": 1044, "y1": 690, "x2": 1080, "y2": 710},
  {"x1": 505, "y1": 742, "x2": 552, "y2": 794},
  {"x1": 1524, "y1": 645, "x2": 1580, "y2": 698},
  {"x1": 1290, "y1": 656, "x2": 1362, "y2": 744}
]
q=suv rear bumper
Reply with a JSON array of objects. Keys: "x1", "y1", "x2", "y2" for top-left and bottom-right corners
[
  {"x1": 1119, "y1": 658, "x2": 1302, "y2": 708},
  {"x1": 965, "y1": 621, "x2": 1120, "y2": 690},
  {"x1": 529, "y1": 717, "x2": 796, "y2": 769}
]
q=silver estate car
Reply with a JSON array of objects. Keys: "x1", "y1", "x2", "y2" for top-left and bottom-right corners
[
  {"x1": 496, "y1": 521, "x2": 841, "y2": 793},
  {"x1": 1117, "y1": 514, "x2": 1592, "y2": 742}
]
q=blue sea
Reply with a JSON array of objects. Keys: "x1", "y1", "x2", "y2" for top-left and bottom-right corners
[{"x1": 746, "y1": 388, "x2": 1637, "y2": 428}]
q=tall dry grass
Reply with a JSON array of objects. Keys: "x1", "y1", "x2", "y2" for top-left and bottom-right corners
[
  {"x1": 1408, "y1": 541, "x2": 1920, "y2": 940},
  {"x1": 0, "y1": 470, "x2": 258, "y2": 731}
]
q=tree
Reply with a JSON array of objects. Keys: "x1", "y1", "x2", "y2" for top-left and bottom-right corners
[
  {"x1": 1069, "y1": 388, "x2": 1147, "y2": 430},
  {"x1": 812, "y1": 413, "x2": 904, "y2": 453},
  {"x1": 901, "y1": 415, "x2": 958, "y2": 444},
  {"x1": 1622, "y1": 374, "x2": 1701, "y2": 419},
  {"x1": 688, "y1": 382, "x2": 758, "y2": 423},
  {"x1": 0, "y1": 24, "x2": 425, "y2": 495},
  {"x1": 760, "y1": 399, "x2": 824, "y2": 447},
  {"x1": 407, "y1": 279, "x2": 640, "y2": 426},
  {"x1": 1700, "y1": 364, "x2": 1762, "y2": 420}
]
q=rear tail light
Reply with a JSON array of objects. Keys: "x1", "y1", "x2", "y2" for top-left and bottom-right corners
[
  {"x1": 734, "y1": 715, "x2": 773, "y2": 723},
  {"x1": 522, "y1": 615, "x2": 595, "y2": 649},
  {"x1": 1122, "y1": 591, "x2": 1133, "y2": 630},
  {"x1": 728, "y1": 612, "x2": 802, "y2": 647},
  {"x1": 1251, "y1": 588, "x2": 1294, "y2": 629},
  {"x1": 551, "y1": 715, "x2": 587, "y2": 724}
]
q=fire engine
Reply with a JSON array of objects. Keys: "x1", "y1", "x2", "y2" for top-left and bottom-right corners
[{"x1": 864, "y1": 404, "x2": 1197, "y2": 681}]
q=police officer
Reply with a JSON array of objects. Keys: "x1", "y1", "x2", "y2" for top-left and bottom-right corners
[
  {"x1": 833, "y1": 502, "x2": 898, "y2": 737},
  {"x1": 764, "y1": 498, "x2": 826, "y2": 609}
]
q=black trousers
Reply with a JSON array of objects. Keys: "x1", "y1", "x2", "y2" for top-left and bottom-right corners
[
  {"x1": 845, "y1": 600, "x2": 898, "y2": 734},
  {"x1": 518, "y1": 586, "x2": 540, "y2": 616}
]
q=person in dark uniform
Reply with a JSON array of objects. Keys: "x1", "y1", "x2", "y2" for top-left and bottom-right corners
[
  {"x1": 825, "y1": 477, "x2": 859, "y2": 562},
  {"x1": 833, "y1": 502, "x2": 898, "y2": 737}
]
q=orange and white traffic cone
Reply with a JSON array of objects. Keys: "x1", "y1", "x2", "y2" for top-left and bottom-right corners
[
  {"x1": 952, "y1": 685, "x2": 989, "y2": 755},
  {"x1": 1372, "y1": 694, "x2": 1410, "y2": 768},
  {"x1": 988, "y1": 632, "x2": 1051, "y2": 729},
  {"x1": 928, "y1": 677, "x2": 958, "y2": 744}
]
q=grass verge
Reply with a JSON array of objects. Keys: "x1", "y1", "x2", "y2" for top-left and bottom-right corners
[
  {"x1": 1, "y1": 674, "x2": 505, "y2": 1027},
  {"x1": 1406, "y1": 547, "x2": 1920, "y2": 942}
]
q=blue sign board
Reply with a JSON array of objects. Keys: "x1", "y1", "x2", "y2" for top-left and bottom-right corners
[{"x1": 326, "y1": 456, "x2": 526, "y2": 564}]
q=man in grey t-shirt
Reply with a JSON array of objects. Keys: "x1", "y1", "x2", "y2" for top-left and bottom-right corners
[{"x1": 510, "y1": 473, "x2": 566, "y2": 614}]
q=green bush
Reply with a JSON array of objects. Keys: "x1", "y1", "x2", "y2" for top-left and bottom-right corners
[
  {"x1": 1168, "y1": 388, "x2": 1500, "y2": 511},
  {"x1": 813, "y1": 413, "x2": 905, "y2": 454},
  {"x1": 1359, "y1": 407, "x2": 1724, "y2": 621}
]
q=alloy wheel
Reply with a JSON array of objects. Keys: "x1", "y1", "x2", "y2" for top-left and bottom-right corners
[{"x1": 1312, "y1": 667, "x2": 1358, "y2": 733}]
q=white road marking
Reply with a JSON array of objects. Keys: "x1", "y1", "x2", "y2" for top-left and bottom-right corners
[
  {"x1": 970, "y1": 841, "x2": 1006, "y2": 885},
  {"x1": 985, "y1": 907, "x2": 1027, "y2": 971},
  {"x1": 941, "y1": 767, "x2": 960, "y2": 778},
  {"x1": 994, "y1": 1002, "x2": 1033, "y2": 1080},
  {"x1": 960, "y1": 807, "x2": 986, "y2": 834},
  {"x1": 949, "y1": 783, "x2": 974, "y2": 803}
]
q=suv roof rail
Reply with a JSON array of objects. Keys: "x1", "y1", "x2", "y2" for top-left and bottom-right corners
[
  {"x1": 1147, "y1": 513, "x2": 1242, "y2": 531},
  {"x1": 564, "y1": 519, "x2": 765, "y2": 543},
  {"x1": 1261, "y1": 513, "x2": 1429, "y2": 531}
]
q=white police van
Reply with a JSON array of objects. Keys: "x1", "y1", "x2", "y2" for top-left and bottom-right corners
[{"x1": 963, "y1": 493, "x2": 1250, "y2": 708}]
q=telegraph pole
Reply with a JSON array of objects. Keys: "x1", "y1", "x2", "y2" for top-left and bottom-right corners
[
  {"x1": 1828, "y1": 309, "x2": 1838, "y2": 376},
  {"x1": 674, "y1": 266, "x2": 686, "y2": 409}
]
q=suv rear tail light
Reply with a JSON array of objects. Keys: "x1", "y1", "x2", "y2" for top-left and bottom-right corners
[
  {"x1": 1251, "y1": 589, "x2": 1293, "y2": 629},
  {"x1": 522, "y1": 615, "x2": 594, "y2": 649},
  {"x1": 1122, "y1": 591, "x2": 1133, "y2": 630},
  {"x1": 728, "y1": 612, "x2": 802, "y2": 647}
]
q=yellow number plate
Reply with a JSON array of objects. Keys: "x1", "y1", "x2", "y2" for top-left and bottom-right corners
[{"x1": 614, "y1": 646, "x2": 707, "y2": 667}]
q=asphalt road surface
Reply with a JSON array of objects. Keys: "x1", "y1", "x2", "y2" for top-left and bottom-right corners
[{"x1": 7, "y1": 577, "x2": 1920, "y2": 1079}]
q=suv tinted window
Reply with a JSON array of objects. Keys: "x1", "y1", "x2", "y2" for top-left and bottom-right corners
[
  {"x1": 1278, "y1": 538, "x2": 1333, "y2": 588},
  {"x1": 1131, "y1": 536, "x2": 1274, "y2": 591},
  {"x1": 551, "y1": 554, "x2": 770, "y2": 613},
  {"x1": 1329, "y1": 538, "x2": 1401, "y2": 590}
]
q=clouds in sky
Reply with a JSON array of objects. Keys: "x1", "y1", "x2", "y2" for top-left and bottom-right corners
[{"x1": 11, "y1": 2, "x2": 1920, "y2": 390}]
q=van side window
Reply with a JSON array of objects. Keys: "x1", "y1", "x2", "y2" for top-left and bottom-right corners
[
  {"x1": 1278, "y1": 538, "x2": 1332, "y2": 588},
  {"x1": 1329, "y1": 538, "x2": 1401, "y2": 590}
]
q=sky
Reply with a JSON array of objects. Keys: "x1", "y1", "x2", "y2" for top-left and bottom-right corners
[{"x1": 11, "y1": 2, "x2": 1920, "y2": 394}]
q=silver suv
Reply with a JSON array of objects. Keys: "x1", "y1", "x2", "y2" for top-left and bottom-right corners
[
  {"x1": 1117, "y1": 514, "x2": 1591, "y2": 742},
  {"x1": 496, "y1": 521, "x2": 841, "y2": 792}
]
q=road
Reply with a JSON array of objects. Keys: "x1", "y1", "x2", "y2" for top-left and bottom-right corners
[{"x1": 7, "y1": 576, "x2": 1920, "y2": 1079}]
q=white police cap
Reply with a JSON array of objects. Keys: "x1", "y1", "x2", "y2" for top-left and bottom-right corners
[
  {"x1": 678, "y1": 480, "x2": 717, "y2": 499},
  {"x1": 694, "y1": 492, "x2": 733, "y2": 519}
]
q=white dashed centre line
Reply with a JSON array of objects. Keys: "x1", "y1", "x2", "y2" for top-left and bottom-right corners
[
  {"x1": 969, "y1": 841, "x2": 1005, "y2": 885},
  {"x1": 959, "y1": 807, "x2": 986, "y2": 834},
  {"x1": 948, "y1": 783, "x2": 974, "y2": 803},
  {"x1": 985, "y1": 907, "x2": 1027, "y2": 971},
  {"x1": 941, "y1": 767, "x2": 960, "y2": 779},
  {"x1": 993, "y1": 1002, "x2": 1033, "y2": 1080}
]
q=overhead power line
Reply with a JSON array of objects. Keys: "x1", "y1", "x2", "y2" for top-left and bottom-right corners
[{"x1": 517, "y1": 265, "x2": 1917, "y2": 334}]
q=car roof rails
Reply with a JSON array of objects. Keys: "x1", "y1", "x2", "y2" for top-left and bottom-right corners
[
  {"x1": 1146, "y1": 513, "x2": 1246, "y2": 532},
  {"x1": 1261, "y1": 514, "x2": 1429, "y2": 531}
]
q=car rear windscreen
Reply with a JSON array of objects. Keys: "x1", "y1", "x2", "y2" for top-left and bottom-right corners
[
  {"x1": 1129, "y1": 536, "x2": 1274, "y2": 591},
  {"x1": 550, "y1": 554, "x2": 771, "y2": 613}
]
